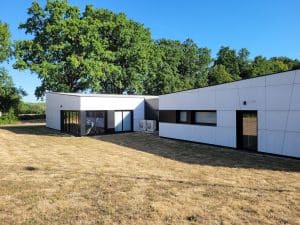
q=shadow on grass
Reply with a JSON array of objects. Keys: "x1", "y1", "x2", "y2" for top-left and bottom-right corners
[
  {"x1": 1, "y1": 124, "x2": 299, "y2": 172},
  {"x1": 0, "y1": 124, "x2": 67, "y2": 137},
  {"x1": 94, "y1": 132, "x2": 300, "y2": 172}
]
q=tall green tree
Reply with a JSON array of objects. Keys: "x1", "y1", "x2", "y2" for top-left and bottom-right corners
[
  {"x1": 143, "y1": 39, "x2": 182, "y2": 95},
  {"x1": 84, "y1": 6, "x2": 153, "y2": 94},
  {"x1": 269, "y1": 57, "x2": 300, "y2": 70},
  {"x1": 208, "y1": 64, "x2": 233, "y2": 85},
  {"x1": 0, "y1": 20, "x2": 11, "y2": 62},
  {"x1": 214, "y1": 46, "x2": 241, "y2": 81},
  {"x1": 179, "y1": 38, "x2": 211, "y2": 89},
  {"x1": 237, "y1": 48, "x2": 252, "y2": 79},
  {"x1": 14, "y1": 0, "x2": 153, "y2": 98},
  {"x1": 144, "y1": 38, "x2": 212, "y2": 95},
  {"x1": 0, "y1": 68, "x2": 26, "y2": 113},
  {"x1": 250, "y1": 56, "x2": 289, "y2": 77}
]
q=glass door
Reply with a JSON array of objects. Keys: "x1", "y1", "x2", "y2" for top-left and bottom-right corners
[
  {"x1": 114, "y1": 111, "x2": 132, "y2": 132},
  {"x1": 236, "y1": 111, "x2": 258, "y2": 151}
]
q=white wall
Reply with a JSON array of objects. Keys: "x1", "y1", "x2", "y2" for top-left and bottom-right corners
[
  {"x1": 46, "y1": 93, "x2": 146, "y2": 132},
  {"x1": 79, "y1": 96, "x2": 145, "y2": 131},
  {"x1": 159, "y1": 70, "x2": 300, "y2": 158},
  {"x1": 46, "y1": 93, "x2": 81, "y2": 130}
]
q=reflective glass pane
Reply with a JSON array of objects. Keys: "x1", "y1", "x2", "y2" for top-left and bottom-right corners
[
  {"x1": 114, "y1": 111, "x2": 123, "y2": 132},
  {"x1": 195, "y1": 111, "x2": 216, "y2": 124},
  {"x1": 179, "y1": 111, "x2": 187, "y2": 122},
  {"x1": 242, "y1": 112, "x2": 257, "y2": 150},
  {"x1": 122, "y1": 111, "x2": 132, "y2": 131}
]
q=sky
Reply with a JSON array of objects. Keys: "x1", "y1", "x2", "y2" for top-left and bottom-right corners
[{"x1": 0, "y1": 0, "x2": 299, "y2": 102}]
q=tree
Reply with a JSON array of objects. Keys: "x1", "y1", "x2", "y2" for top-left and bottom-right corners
[
  {"x1": 214, "y1": 46, "x2": 241, "y2": 81},
  {"x1": 14, "y1": 1, "x2": 153, "y2": 98},
  {"x1": 0, "y1": 20, "x2": 25, "y2": 116},
  {"x1": 84, "y1": 6, "x2": 153, "y2": 94},
  {"x1": 270, "y1": 57, "x2": 300, "y2": 70},
  {"x1": 237, "y1": 48, "x2": 252, "y2": 79},
  {"x1": 178, "y1": 38, "x2": 211, "y2": 89},
  {"x1": 0, "y1": 20, "x2": 11, "y2": 62},
  {"x1": 0, "y1": 68, "x2": 26, "y2": 113},
  {"x1": 144, "y1": 38, "x2": 212, "y2": 95},
  {"x1": 143, "y1": 39, "x2": 182, "y2": 95},
  {"x1": 208, "y1": 64, "x2": 233, "y2": 85},
  {"x1": 251, "y1": 56, "x2": 289, "y2": 77}
]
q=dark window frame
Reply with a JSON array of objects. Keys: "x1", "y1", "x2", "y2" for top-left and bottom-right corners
[
  {"x1": 192, "y1": 110, "x2": 217, "y2": 127},
  {"x1": 114, "y1": 110, "x2": 134, "y2": 132},
  {"x1": 176, "y1": 110, "x2": 189, "y2": 124}
]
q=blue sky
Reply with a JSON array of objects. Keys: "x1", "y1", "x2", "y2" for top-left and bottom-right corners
[{"x1": 0, "y1": 0, "x2": 299, "y2": 102}]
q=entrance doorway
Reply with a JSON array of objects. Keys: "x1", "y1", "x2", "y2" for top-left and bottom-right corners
[{"x1": 236, "y1": 111, "x2": 258, "y2": 151}]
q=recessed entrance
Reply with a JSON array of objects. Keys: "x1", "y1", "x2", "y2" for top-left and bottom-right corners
[{"x1": 236, "y1": 111, "x2": 258, "y2": 151}]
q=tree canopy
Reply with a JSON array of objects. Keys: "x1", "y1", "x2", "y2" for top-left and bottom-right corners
[
  {"x1": 12, "y1": 0, "x2": 300, "y2": 98},
  {"x1": 0, "y1": 20, "x2": 11, "y2": 62},
  {"x1": 14, "y1": 0, "x2": 153, "y2": 98},
  {"x1": 0, "y1": 68, "x2": 26, "y2": 113}
]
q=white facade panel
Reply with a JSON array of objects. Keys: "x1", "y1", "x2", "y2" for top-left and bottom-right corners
[
  {"x1": 266, "y1": 85, "x2": 293, "y2": 110},
  {"x1": 282, "y1": 132, "x2": 300, "y2": 157},
  {"x1": 79, "y1": 96, "x2": 144, "y2": 111},
  {"x1": 266, "y1": 70, "x2": 295, "y2": 86},
  {"x1": 217, "y1": 111, "x2": 236, "y2": 128},
  {"x1": 286, "y1": 111, "x2": 300, "y2": 132},
  {"x1": 265, "y1": 111, "x2": 289, "y2": 131},
  {"x1": 290, "y1": 84, "x2": 300, "y2": 110},
  {"x1": 159, "y1": 90, "x2": 216, "y2": 110},
  {"x1": 258, "y1": 111, "x2": 266, "y2": 130},
  {"x1": 239, "y1": 87, "x2": 266, "y2": 110},
  {"x1": 258, "y1": 130, "x2": 267, "y2": 152},
  {"x1": 215, "y1": 127, "x2": 236, "y2": 147},
  {"x1": 159, "y1": 123, "x2": 217, "y2": 145},
  {"x1": 265, "y1": 130, "x2": 285, "y2": 155},
  {"x1": 295, "y1": 70, "x2": 300, "y2": 84},
  {"x1": 236, "y1": 76, "x2": 266, "y2": 88},
  {"x1": 215, "y1": 89, "x2": 239, "y2": 110}
]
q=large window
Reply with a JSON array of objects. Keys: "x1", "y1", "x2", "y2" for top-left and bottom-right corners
[
  {"x1": 159, "y1": 110, "x2": 217, "y2": 126},
  {"x1": 85, "y1": 111, "x2": 106, "y2": 135},
  {"x1": 61, "y1": 111, "x2": 80, "y2": 136},
  {"x1": 193, "y1": 111, "x2": 217, "y2": 126}
]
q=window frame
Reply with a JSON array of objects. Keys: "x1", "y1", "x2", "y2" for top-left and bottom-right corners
[
  {"x1": 176, "y1": 110, "x2": 189, "y2": 124},
  {"x1": 192, "y1": 110, "x2": 217, "y2": 127}
]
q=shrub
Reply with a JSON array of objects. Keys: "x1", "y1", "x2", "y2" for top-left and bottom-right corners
[
  {"x1": 18, "y1": 102, "x2": 45, "y2": 115},
  {"x1": 0, "y1": 109, "x2": 18, "y2": 125}
]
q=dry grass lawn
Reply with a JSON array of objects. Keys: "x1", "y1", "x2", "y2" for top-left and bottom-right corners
[{"x1": 0, "y1": 124, "x2": 299, "y2": 225}]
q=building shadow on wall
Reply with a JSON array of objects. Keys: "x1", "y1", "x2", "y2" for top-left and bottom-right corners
[{"x1": 93, "y1": 132, "x2": 300, "y2": 172}]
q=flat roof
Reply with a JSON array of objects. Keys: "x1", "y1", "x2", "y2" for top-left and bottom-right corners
[{"x1": 47, "y1": 92, "x2": 158, "y2": 99}]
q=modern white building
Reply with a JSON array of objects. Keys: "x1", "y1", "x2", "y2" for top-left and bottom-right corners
[
  {"x1": 159, "y1": 69, "x2": 300, "y2": 158},
  {"x1": 46, "y1": 92, "x2": 158, "y2": 136}
]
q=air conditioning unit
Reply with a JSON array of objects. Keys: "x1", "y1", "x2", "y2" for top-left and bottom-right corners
[
  {"x1": 146, "y1": 120, "x2": 156, "y2": 133},
  {"x1": 139, "y1": 120, "x2": 147, "y2": 131}
]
